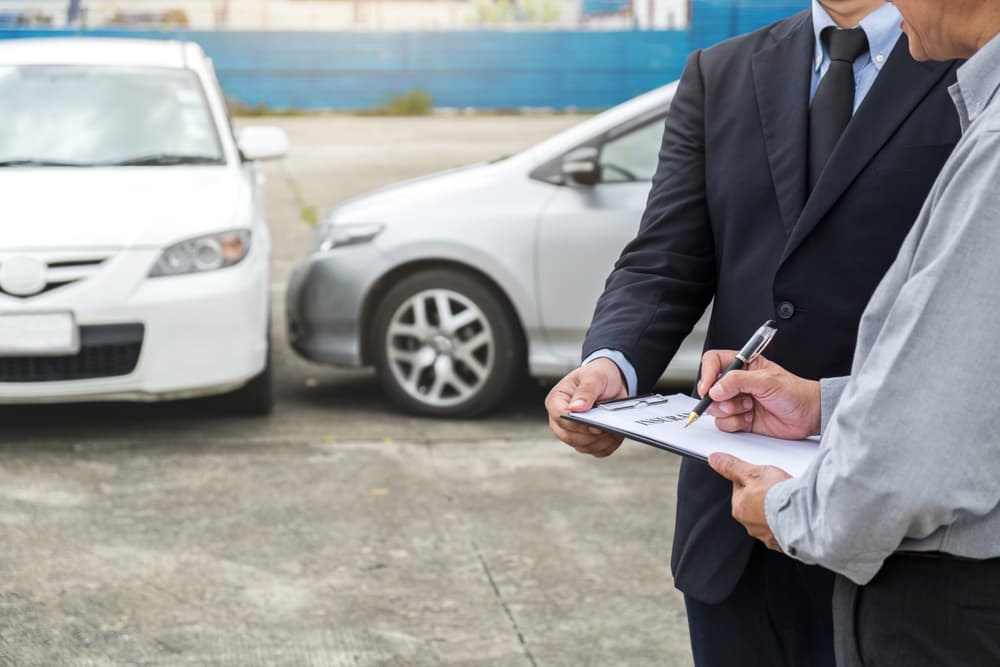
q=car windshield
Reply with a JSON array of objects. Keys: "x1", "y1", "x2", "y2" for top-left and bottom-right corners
[{"x1": 0, "y1": 65, "x2": 225, "y2": 167}]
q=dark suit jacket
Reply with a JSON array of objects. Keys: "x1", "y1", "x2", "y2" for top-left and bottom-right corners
[{"x1": 582, "y1": 10, "x2": 962, "y2": 603}]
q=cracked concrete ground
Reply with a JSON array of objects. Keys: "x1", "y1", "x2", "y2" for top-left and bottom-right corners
[{"x1": 0, "y1": 115, "x2": 693, "y2": 666}]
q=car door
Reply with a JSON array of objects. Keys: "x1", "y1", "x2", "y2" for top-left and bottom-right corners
[{"x1": 534, "y1": 116, "x2": 667, "y2": 369}]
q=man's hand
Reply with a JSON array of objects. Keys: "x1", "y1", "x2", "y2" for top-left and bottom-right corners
[
  {"x1": 708, "y1": 453, "x2": 790, "y2": 552},
  {"x1": 545, "y1": 358, "x2": 628, "y2": 458},
  {"x1": 699, "y1": 351, "x2": 822, "y2": 440}
]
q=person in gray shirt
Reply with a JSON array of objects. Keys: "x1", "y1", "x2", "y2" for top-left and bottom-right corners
[{"x1": 695, "y1": 0, "x2": 1000, "y2": 663}]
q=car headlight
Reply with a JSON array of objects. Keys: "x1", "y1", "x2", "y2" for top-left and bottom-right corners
[
  {"x1": 315, "y1": 222, "x2": 384, "y2": 253},
  {"x1": 149, "y1": 230, "x2": 251, "y2": 277}
]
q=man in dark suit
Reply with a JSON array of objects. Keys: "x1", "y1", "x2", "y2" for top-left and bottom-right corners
[{"x1": 545, "y1": 0, "x2": 961, "y2": 664}]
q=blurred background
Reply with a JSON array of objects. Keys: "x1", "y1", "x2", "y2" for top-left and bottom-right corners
[{"x1": 1, "y1": 0, "x2": 803, "y2": 111}]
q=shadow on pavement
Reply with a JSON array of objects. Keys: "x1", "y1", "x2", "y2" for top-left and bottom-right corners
[{"x1": 0, "y1": 370, "x2": 552, "y2": 448}]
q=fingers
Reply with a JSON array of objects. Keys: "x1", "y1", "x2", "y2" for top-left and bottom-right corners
[
  {"x1": 570, "y1": 434, "x2": 625, "y2": 459},
  {"x1": 703, "y1": 374, "x2": 757, "y2": 434},
  {"x1": 707, "y1": 452, "x2": 758, "y2": 483},
  {"x1": 707, "y1": 369, "x2": 753, "y2": 402},
  {"x1": 698, "y1": 349, "x2": 741, "y2": 396},
  {"x1": 545, "y1": 366, "x2": 625, "y2": 451},
  {"x1": 549, "y1": 414, "x2": 614, "y2": 448},
  {"x1": 713, "y1": 412, "x2": 754, "y2": 433},
  {"x1": 548, "y1": 411, "x2": 624, "y2": 458},
  {"x1": 705, "y1": 396, "x2": 753, "y2": 420}
]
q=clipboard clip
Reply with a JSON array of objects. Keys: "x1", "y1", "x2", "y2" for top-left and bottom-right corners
[{"x1": 597, "y1": 394, "x2": 672, "y2": 411}]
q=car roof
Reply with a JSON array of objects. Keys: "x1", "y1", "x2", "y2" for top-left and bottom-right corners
[{"x1": 0, "y1": 37, "x2": 200, "y2": 69}]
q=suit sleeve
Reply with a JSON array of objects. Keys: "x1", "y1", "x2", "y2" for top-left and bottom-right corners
[{"x1": 582, "y1": 49, "x2": 717, "y2": 393}]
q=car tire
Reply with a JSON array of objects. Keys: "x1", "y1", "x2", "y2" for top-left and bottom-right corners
[
  {"x1": 371, "y1": 268, "x2": 525, "y2": 418},
  {"x1": 221, "y1": 336, "x2": 274, "y2": 417}
]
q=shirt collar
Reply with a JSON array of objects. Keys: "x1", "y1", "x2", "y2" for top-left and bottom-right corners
[
  {"x1": 953, "y1": 30, "x2": 1000, "y2": 129},
  {"x1": 811, "y1": 1, "x2": 902, "y2": 73}
]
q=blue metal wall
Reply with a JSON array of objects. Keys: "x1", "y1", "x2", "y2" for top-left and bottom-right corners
[
  {"x1": 0, "y1": 28, "x2": 688, "y2": 110},
  {"x1": 0, "y1": 3, "x2": 805, "y2": 110},
  {"x1": 582, "y1": 0, "x2": 632, "y2": 15},
  {"x1": 690, "y1": 0, "x2": 807, "y2": 49}
]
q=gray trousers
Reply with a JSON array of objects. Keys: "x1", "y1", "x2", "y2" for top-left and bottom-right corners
[{"x1": 833, "y1": 552, "x2": 1000, "y2": 666}]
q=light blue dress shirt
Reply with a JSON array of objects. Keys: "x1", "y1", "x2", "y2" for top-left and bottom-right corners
[
  {"x1": 809, "y1": 0, "x2": 902, "y2": 110},
  {"x1": 586, "y1": 1, "x2": 902, "y2": 397}
]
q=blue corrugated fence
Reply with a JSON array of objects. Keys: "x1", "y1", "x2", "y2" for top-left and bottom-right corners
[
  {"x1": 0, "y1": 3, "x2": 806, "y2": 110},
  {"x1": 690, "y1": 0, "x2": 807, "y2": 49},
  {"x1": 0, "y1": 28, "x2": 689, "y2": 110}
]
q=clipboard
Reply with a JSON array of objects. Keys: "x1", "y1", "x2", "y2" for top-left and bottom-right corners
[{"x1": 562, "y1": 393, "x2": 820, "y2": 477}]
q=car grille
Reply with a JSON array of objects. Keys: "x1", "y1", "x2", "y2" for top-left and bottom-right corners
[
  {"x1": 0, "y1": 253, "x2": 111, "y2": 298},
  {"x1": 0, "y1": 324, "x2": 143, "y2": 382}
]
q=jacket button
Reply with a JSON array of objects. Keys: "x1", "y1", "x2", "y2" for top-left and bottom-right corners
[{"x1": 776, "y1": 301, "x2": 796, "y2": 320}]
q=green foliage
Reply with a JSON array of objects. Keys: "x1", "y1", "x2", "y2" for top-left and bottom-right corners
[
  {"x1": 227, "y1": 97, "x2": 307, "y2": 117},
  {"x1": 286, "y1": 177, "x2": 320, "y2": 228},
  {"x1": 475, "y1": 0, "x2": 563, "y2": 24},
  {"x1": 362, "y1": 90, "x2": 435, "y2": 116},
  {"x1": 300, "y1": 203, "x2": 319, "y2": 228}
]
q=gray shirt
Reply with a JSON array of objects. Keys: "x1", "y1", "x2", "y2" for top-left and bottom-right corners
[{"x1": 764, "y1": 31, "x2": 1000, "y2": 586}]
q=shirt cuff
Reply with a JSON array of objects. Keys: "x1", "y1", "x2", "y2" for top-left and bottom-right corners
[
  {"x1": 819, "y1": 376, "x2": 850, "y2": 434},
  {"x1": 583, "y1": 349, "x2": 638, "y2": 397},
  {"x1": 764, "y1": 478, "x2": 802, "y2": 558},
  {"x1": 764, "y1": 452, "x2": 885, "y2": 585}
]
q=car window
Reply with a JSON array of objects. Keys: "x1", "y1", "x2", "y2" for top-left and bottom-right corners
[
  {"x1": 0, "y1": 65, "x2": 224, "y2": 166},
  {"x1": 598, "y1": 119, "x2": 664, "y2": 183}
]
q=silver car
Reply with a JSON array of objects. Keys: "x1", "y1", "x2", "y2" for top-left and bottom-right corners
[{"x1": 286, "y1": 82, "x2": 708, "y2": 417}]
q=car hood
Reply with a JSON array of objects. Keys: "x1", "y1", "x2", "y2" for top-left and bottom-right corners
[
  {"x1": 0, "y1": 168, "x2": 248, "y2": 250},
  {"x1": 331, "y1": 160, "x2": 519, "y2": 223}
]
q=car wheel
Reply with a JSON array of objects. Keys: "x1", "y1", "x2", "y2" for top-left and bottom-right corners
[
  {"x1": 221, "y1": 335, "x2": 274, "y2": 417},
  {"x1": 371, "y1": 268, "x2": 524, "y2": 418}
]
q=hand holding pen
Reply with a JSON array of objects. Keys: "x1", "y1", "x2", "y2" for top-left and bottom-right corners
[
  {"x1": 685, "y1": 321, "x2": 779, "y2": 428},
  {"x1": 694, "y1": 346, "x2": 823, "y2": 441}
]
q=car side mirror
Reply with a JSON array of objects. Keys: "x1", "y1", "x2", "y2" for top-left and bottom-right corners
[
  {"x1": 560, "y1": 147, "x2": 600, "y2": 187},
  {"x1": 237, "y1": 126, "x2": 289, "y2": 161}
]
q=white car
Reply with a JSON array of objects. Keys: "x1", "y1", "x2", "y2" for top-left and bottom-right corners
[
  {"x1": 287, "y1": 82, "x2": 709, "y2": 417},
  {"x1": 0, "y1": 38, "x2": 287, "y2": 413}
]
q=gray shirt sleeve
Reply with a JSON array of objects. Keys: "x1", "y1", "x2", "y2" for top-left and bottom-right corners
[
  {"x1": 819, "y1": 377, "x2": 850, "y2": 434},
  {"x1": 764, "y1": 131, "x2": 1000, "y2": 585}
]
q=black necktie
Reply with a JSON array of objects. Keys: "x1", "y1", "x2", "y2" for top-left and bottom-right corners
[{"x1": 808, "y1": 27, "x2": 869, "y2": 190}]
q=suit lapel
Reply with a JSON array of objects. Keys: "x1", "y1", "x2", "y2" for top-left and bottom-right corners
[
  {"x1": 779, "y1": 35, "x2": 955, "y2": 264},
  {"x1": 751, "y1": 12, "x2": 815, "y2": 236}
]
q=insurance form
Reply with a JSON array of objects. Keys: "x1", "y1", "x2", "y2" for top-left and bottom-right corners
[{"x1": 563, "y1": 394, "x2": 820, "y2": 477}]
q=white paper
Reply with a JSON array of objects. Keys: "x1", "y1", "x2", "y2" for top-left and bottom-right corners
[{"x1": 568, "y1": 393, "x2": 820, "y2": 477}]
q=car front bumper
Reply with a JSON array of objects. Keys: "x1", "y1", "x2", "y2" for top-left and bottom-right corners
[
  {"x1": 0, "y1": 247, "x2": 269, "y2": 403},
  {"x1": 286, "y1": 244, "x2": 387, "y2": 368}
]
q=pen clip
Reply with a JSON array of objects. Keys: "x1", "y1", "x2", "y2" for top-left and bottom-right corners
[{"x1": 597, "y1": 394, "x2": 671, "y2": 411}]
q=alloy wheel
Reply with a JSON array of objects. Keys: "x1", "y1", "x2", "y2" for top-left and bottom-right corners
[{"x1": 384, "y1": 288, "x2": 495, "y2": 408}]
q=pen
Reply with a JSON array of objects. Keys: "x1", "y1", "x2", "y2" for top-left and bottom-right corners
[{"x1": 684, "y1": 320, "x2": 778, "y2": 428}]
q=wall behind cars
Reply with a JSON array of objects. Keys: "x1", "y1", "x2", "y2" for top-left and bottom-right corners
[
  {"x1": 0, "y1": 1, "x2": 804, "y2": 110},
  {"x1": 690, "y1": 0, "x2": 807, "y2": 49}
]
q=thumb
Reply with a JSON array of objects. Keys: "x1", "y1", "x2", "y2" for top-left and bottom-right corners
[
  {"x1": 568, "y1": 378, "x2": 603, "y2": 412},
  {"x1": 708, "y1": 452, "x2": 755, "y2": 483}
]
